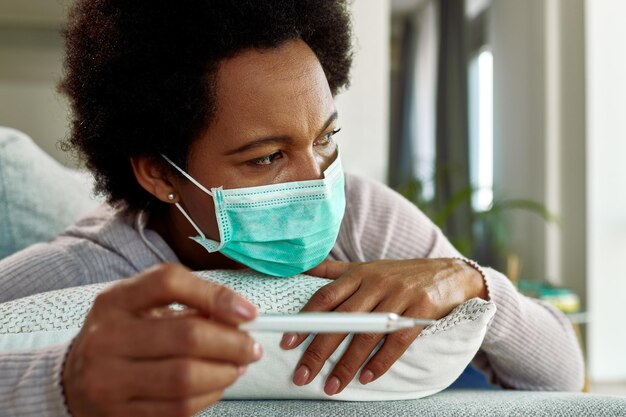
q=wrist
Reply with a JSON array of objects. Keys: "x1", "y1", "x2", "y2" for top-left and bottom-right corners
[{"x1": 454, "y1": 257, "x2": 489, "y2": 301}]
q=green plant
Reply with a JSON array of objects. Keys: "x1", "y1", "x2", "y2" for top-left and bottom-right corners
[{"x1": 394, "y1": 178, "x2": 559, "y2": 269}]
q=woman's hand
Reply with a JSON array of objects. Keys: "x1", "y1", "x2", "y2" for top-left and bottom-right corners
[
  {"x1": 62, "y1": 263, "x2": 262, "y2": 417},
  {"x1": 280, "y1": 258, "x2": 487, "y2": 396}
]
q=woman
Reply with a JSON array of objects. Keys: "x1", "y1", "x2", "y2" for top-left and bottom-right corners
[{"x1": 0, "y1": 1, "x2": 584, "y2": 416}]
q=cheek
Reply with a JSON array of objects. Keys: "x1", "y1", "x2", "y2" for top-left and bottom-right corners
[{"x1": 178, "y1": 184, "x2": 221, "y2": 239}]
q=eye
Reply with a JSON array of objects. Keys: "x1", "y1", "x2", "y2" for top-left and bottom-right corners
[
  {"x1": 248, "y1": 151, "x2": 283, "y2": 167},
  {"x1": 315, "y1": 128, "x2": 342, "y2": 147}
]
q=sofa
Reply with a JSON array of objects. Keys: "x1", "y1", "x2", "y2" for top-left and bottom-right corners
[{"x1": 2, "y1": 127, "x2": 625, "y2": 416}]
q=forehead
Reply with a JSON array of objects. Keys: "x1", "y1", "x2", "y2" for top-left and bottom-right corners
[{"x1": 205, "y1": 40, "x2": 335, "y2": 144}]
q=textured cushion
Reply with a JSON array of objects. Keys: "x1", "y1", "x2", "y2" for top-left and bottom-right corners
[
  {"x1": 197, "y1": 391, "x2": 626, "y2": 417},
  {"x1": 2, "y1": 272, "x2": 623, "y2": 416},
  {"x1": 0, "y1": 269, "x2": 495, "y2": 402},
  {"x1": 0, "y1": 127, "x2": 100, "y2": 259},
  {"x1": 197, "y1": 271, "x2": 496, "y2": 401}
]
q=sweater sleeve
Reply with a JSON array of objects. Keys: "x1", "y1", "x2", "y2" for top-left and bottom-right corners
[
  {"x1": 0, "y1": 241, "x2": 87, "y2": 304},
  {"x1": 0, "y1": 207, "x2": 148, "y2": 415},
  {"x1": 331, "y1": 174, "x2": 585, "y2": 391},
  {"x1": 0, "y1": 206, "x2": 154, "y2": 304},
  {"x1": 0, "y1": 243, "x2": 85, "y2": 416},
  {"x1": 0, "y1": 345, "x2": 72, "y2": 417}
]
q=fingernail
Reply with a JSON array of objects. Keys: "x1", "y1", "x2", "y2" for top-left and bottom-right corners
[
  {"x1": 238, "y1": 366, "x2": 247, "y2": 376},
  {"x1": 232, "y1": 295, "x2": 257, "y2": 320},
  {"x1": 360, "y1": 369, "x2": 374, "y2": 385},
  {"x1": 292, "y1": 365, "x2": 310, "y2": 386},
  {"x1": 253, "y1": 342, "x2": 263, "y2": 361},
  {"x1": 324, "y1": 376, "x2": 341, "y2": 396},
  {"x1": 280, "y1": 333, "x2": 298, "y2": 349}
]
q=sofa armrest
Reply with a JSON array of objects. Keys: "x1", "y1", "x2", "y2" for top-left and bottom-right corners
[{"x1": 196, "y1": 390, "x2": 626, "y2": 417}]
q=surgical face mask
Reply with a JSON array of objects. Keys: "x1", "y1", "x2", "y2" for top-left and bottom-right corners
[{"x1": 161, "y1": 151, "x2": 346, "y2": 277}]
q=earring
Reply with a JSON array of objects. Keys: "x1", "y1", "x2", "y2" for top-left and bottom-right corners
[{"x1": 167, "y1": 192, "x2": 176, "y2": 201}]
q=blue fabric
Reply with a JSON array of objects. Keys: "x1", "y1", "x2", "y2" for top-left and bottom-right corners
[
  {"x1": 449, "y1": 363, "x2": 499, "y2": 390},
  {"x1": 0, "y1": 127, "x2": 99, "y2": 259}
]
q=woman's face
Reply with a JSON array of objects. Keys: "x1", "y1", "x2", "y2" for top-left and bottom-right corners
[{"x1": 165, "y1": 39, "x2": 340, "y2": 242}]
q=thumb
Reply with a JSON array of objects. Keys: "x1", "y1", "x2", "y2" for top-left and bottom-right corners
[
  {"x1": 305, "y1": 259, "x2": 354, "y2": 280},
  {"x1": 209, "y1": 282, "x2": 259, "y2": 325}
]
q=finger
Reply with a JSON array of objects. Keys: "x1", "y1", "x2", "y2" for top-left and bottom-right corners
[
  {"x1": 280, "y1": 274, "x2": 361, "y2": 351},
  {"x1": 124, "y1": 390, "x2": 224, "y2": 417},
  {"x1": 320, "y1": 294, "x2": 411, "y2": 395},
  {"x1": 103, "y1": 316, "x2": 262, "y2": 364},
  {"x1": 280, "y1": 279, "x2": 374, "y2": 350},
  {"x1": 358, "y1": 328, "x2": 419, "y2": 385},
  {"x1": 121, "y1": 358, "x2": 239, "y2": 400},
  {"x1": 302, "y1": 273, "x2": 361, "y2": 314},
  {"x1": 291, "y1": 333, "x2": 347, "y2": 386},
  {"x1": 359, "y1": 306, "x2": 425, "y2": 385},
  {"x1": 306, "y1": 260, "x2": 355, "y2": 279},
  {"x1": 97, "y1": 263, "x2": 257, "y2": 325},
  {"x1": 291, "y1": 290, "x2": 382, "y2": 386},
  {"x1": 140, "y1": 306, "x2": 200, "y2": 319},
  {"x1": 323, "y1": 332, "x2": 385, "y2": 395},
  {"x1": 322, "y1": 296, "x2": 409, "y2": 395}
]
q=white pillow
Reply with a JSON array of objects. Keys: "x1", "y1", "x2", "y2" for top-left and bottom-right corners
[
  {"x1": 0, "y1": 283, "x2": 103, "y2": 350},
  {"x1": 0, "y1": 270, "x2": 495, "y2": 401},
  {"x1": 198, "y1": 271, "x2": 496, "y2": 401}
]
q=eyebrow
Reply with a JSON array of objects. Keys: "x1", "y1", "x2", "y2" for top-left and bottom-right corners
[{"x1": 223, "y1": 111, "x2": 338, "y2": 156}]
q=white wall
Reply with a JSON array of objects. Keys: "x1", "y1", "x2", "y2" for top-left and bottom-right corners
[
  {"x1": 490, "y1": 0, "x2": 587, "y2": 305},
  {"x1": 585, "y1": 0, "x2": 626, "y2": 382},
  {"x1": 491, "y1": 0, "x2": 548, "y2": 281},
  {"x1": 546, "y1": 0, "x2": 587, "y2": 319},
  {"x1": 0, "y1": 26, "x2": 72, "y2": 166},
  {"x1": 0, "y1": 1, "x2": 390, "y2": 182},
  {"x1": 335, "y1": 0, "x2": 390, "y2": 183}
]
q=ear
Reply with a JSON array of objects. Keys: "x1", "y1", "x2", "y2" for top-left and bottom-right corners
[{"x1": 130, "y1": 156, "x2": 178, "y2": 203}]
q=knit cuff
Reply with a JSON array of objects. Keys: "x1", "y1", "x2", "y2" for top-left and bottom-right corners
[
  {"x1": 479, "y1": 267, "x2": 524, "y2": 347},
  {"x1": 53, "y1": 342, "x2": 75, "y2": 417},
  {"x1": 57, "y1": 339, "x2": 75, "y2": 417},
  {"x1": 0, "y1": 344, "x2": 75, "y2": 417}
]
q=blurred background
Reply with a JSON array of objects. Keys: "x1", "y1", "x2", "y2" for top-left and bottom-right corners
[{"x1": 0, "y1": 0, "x2": 624, "y2": 394}]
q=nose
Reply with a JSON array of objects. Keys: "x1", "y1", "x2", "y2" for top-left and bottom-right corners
[{"x1": 293, "y1": 151, "x2": 326, "y2": 182}]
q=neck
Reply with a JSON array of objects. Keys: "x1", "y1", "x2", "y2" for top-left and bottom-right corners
[{"x1": 146, "y1": 204, "x2": 246, "y2": 271}]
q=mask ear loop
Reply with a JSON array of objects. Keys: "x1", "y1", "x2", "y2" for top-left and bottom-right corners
[
  {"x1": 160, "y1": 153, "x2": 212, "y2": 240},
  {"x1": 173, "y1": 202, "x2": 206, "y2": 239},
  {"x1": 161, "y1": 154, "x2": 214, "y2": 196}
]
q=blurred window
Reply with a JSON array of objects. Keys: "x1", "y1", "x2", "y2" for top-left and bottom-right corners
[
  {"x1": 466, "y1": 2, "x2": 493, "y2": 213},
  {"x1": 468, "y1": 48, "x2": 493, "y2": 212}
]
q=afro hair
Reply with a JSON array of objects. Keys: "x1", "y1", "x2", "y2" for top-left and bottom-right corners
[{"x1": 60, "y1": 0, "x2": 353, "y2": 210}]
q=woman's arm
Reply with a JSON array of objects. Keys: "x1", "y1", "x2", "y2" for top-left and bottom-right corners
[
  {"x1": 0, "y1": 242, "x2": 87, "y2": 303},
  {"x1": 330, "y1": 174, "x2": 584, "y2": 391},
  {"x1": 0, "y1": 345, "x2": 73, "y2": 417},
  {"x1": 470, "y1": 268, "x2": 585, "y2": 391},
  {"x1": 0, "y1": 265, "x2": 262, "y2": 417},
  {"x1": 0, "y1": 208, "x2": 147, "y2": 304},
  {"x1": 0, "y1": 238, "x2": 105, "y2": 415}
]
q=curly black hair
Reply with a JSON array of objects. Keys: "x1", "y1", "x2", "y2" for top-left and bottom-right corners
[{"x1": 60, "y1": 0, "x2": 353, "y2": 210}]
